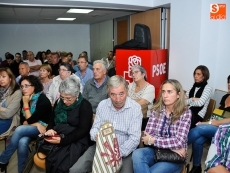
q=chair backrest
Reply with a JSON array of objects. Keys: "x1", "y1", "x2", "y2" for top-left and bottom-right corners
[{"x1": 203, "y1": 99, "x2": 216, "y2": 122}]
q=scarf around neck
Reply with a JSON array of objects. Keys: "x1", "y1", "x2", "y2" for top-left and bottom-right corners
[
  {"x1": 54, "y1": 93, "x2": 83, "y2": 125},
  {"x1": 21, "y1": 92, "x2": 42, "y2": 117},
  {"x1": 0, "y1": 86, "x2": 10, "y2": 105}
]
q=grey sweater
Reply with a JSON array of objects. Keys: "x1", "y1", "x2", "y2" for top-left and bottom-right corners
[{"x1": 82, "y1": 76, "x2": 109, "y2": 113}]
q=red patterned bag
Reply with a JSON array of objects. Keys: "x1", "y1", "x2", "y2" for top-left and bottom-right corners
[{"x1": 92, "y1": 122, "x2": 122, "y2": 173}]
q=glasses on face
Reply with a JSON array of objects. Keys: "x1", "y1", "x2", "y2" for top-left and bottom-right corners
[
  {"x1": 110, "y1": 92, "x2": 125, "y2": 98},
  {"x1": 58, "y1": 69, "x2": 69, "y2": 72},
  {"x1": 60, "y1": 96, "x2": 75, "y2": 102},
  {"x1": 20, "y1": 84, "x2": 32, "y2": 89}
]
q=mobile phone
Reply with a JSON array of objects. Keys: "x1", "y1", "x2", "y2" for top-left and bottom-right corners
[{"x1": 44, "y1": 134, "x2": 60, "y2": 140}]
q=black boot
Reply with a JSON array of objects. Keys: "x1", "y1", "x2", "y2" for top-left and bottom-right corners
[
  {"x1": 0, "y1": 162, "x2": 8, "y2": 172},
  {"x1": 189, "y1": 165, "x2": 202, "y2": 173}
]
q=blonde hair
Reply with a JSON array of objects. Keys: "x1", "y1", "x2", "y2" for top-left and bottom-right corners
[
  {"x1": 151, "y1": 79, "x2": 186, "y2": 123},
  {"x1": 40, "y1": 64, "x2": 52, "y2": 78}
]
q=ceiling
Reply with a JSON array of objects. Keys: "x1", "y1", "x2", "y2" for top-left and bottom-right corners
[{"x1": 0, "y1": 5, "x2": 138, "y2": 24}]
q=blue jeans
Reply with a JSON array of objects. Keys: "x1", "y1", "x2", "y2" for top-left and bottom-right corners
[
  {"x1": 187, "y1": 124, "x2": 218, "y2": 166},
  {"x1": 0, "y1": 119, "x2": 12, "y2": 134},
  {"x1": 132, "y1": 147, "x2": 184, "y2": 173},
  {"x1": 0, "y1": 125, "x2": 39, "y2": 173}
]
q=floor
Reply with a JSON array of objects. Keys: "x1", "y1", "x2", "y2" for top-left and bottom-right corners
[{"x1": 0, "y1": 139, "x2": 209, "y2": 173}]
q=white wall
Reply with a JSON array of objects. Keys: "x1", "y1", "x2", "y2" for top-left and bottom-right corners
[
  {"x1": 152, "y1": 0, "x2": 230, "y2": 93},
  {"x1": 0, "y1": 24, "x2": 90, "y2": 61}
]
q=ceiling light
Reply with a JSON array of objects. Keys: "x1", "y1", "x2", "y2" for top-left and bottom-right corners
[
  {"x1": 56, "y1": 18, "x2": 76, "y2": 21},
  {"x1": 67, "y1": 9, "x2": 94, "y2": 14}
]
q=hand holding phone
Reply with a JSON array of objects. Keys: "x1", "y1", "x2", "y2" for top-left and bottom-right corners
[{"x1": 44, "y1": 134, "x2": 60, "y2": 140}]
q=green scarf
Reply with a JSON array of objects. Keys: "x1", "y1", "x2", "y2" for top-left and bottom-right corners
[{"x1": 54, "y1": 93, "x2": 83, "y2": 125}]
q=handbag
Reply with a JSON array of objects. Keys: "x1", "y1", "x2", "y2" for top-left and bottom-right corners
[
  {"x1": 154, "y1": 147, "x2": 186, "y2": 163},
  {"x1": 152, "y1": 116, "x2": 186, "y2": 164},
  {"x1": 35, "y1": 136, "x2": 57, "y2": 160}
]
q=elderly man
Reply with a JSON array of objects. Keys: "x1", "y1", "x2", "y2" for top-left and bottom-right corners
[
  {"x1": 69, "y1": 75, "x2": 142, "y2": 173},
  {"x1": 24, "y1": 51, "x2": 41, "y2": 77},
  {"x1": 16, "y1": 62, "x2": 30, "y2": 83},
  {"x1": 82, "y1": 60, "x2": 109, "y2": 113},
  {"x1": 75, "y1": 55, "x2": 93, "y2": 88}
]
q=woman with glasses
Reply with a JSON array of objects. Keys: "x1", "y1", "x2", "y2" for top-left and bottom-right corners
[
  {"x1": 46, "y1": 62, "x2": 82, "y2": 106},
  {"x1": 0, "y1": 67, "x2": 22, "y2": 134},
  {"x1": 128, "y1": 65, "x2": 155, "y2": 130},
  {"x1": 44, "y1": 75, "x2": 93, "y2": 173},
  {"x1": 39, "y1": 64, "x2": 52, "y2": 94},
  {"x1": 0, "y1": 75, "x2": 52, "y2": 173}
]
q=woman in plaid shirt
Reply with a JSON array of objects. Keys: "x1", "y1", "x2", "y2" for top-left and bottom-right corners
[{"x1": 132, "y1": 79, "x2": 192, "y2": 173}]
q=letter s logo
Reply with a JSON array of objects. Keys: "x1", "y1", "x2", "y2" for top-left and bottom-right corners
[{"x1": 210, "y1": 4, "x2": 219, "y2": 13}]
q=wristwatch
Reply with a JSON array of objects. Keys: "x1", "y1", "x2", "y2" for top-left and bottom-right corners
[{"x1": 148, "y1": 137, "x2": 152, "y2": 145}]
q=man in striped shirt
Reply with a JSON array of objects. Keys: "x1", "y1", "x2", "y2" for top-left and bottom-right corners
[{"x1": 69, "y1": 75, "x2": 142, "y2": 173}]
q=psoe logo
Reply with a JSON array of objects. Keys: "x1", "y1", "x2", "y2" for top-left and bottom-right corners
[{"x1": 210, "y1": 4, "x2": 226, "y2": 20}]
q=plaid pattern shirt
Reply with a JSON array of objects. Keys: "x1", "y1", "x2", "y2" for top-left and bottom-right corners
[
  {"x1": 145, "y1": 106, "x2": 191, "y2": 150},
  {"x1": 90, "y1": 97, "x2": 142, "y2": 157}
]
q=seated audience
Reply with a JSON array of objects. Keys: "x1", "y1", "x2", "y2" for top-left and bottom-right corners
[
  {"x1": 75, "y1": 55, "x2": 93, "y2": 88},
  {"x1": 82, "y1": 60, "x2": 109, "y2": 113},
  {"x1": 5, "y1": 53, "x2": 19, "y2": 77},
  {"x1": 46, "y1": 63, "x2": 82, "y2": 105},
  {"x1": 24, "y1": 51, "x2": 42, "y2": 77},
  {"x1": 73, "y1": 53, "x2": 93, "y2": 72},
  {"x1": 16, "y1": 62, "x2": 30, "y2": 83},
  {"x1": 0, "y1": 75, "x2": 52, "y2": 173},
  {"x1": 14, "y1": 53, "x2": 23, "y2": 72},
  {"x1": 44, "y1": 76, "x2": 93, "y2": 173},
  {"x1": 132, "y1": 79, "x2": 192, "y2": 173},
  {"x1": 0, "y1": 68, "x2": 22, "y2": 134},
  {"x1": 107, "y1": 55, "x2": 116, "y2": 77},
  {"x1": 69, "y1": 75, "x2": 142, "y2": 173},
  {"x1": 22, "y1": 50, "x2": 27, "y2": 60},
  {"x1": 205, "y1": 124, "x2": 230, "y2": 173},
  {"x1": 186, "y1": 65, "x2": 212, "y2": 128},
  {"x1": 128, "y1": 65, "x2": 155, "y2": 119},
  {"x1": 188, "y1": 75, "x2": 230, "y2": 173},
  {"x1": 39, "y1": 64, "x2": 52, "y2": 94},
  {"x1": 101, "y1": 51, "x2": 114, "y2": 71},
  {"x1": 50, "y1": 52, "x2": 61, "y2": 77},
  {"x1": 44, "y1": 51, "x2": 52, "y2": 65}
]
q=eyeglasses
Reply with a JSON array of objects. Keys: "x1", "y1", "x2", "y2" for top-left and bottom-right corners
[
  {"x1": 20, "y1": 84, "x2": 32, "y2": 89},
  {"x1": 110, "y1": 93, "x2": 125, "y2": 98},
  {"x1": 60, "y1": 96, "x2": 75, "y2": 102},
  {"x1": 58, "y1": 69, "x2": 69, "y2": 72}
]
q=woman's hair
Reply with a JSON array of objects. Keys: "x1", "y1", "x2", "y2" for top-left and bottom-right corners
[
  {"x1": 131, "y1": 65, "x2": 147, "y2": 81},
  {"x1": 59, "y1": 62, "x2": 73, "y2": 73},
  {"x1": 0, "y1": 67, "x2": 20, "y2": 95},
  {"x1": 19, "y1": 75, "x2": 43, "y2": 93},
  {"x1": 228, "y1": 75, "x2": 230, "y2": 83},
  {"x1": 151, "y1": 79, "x2": 186, "y2": 123},
  {"x1": 59, "y1": 76, "x2": 80, "y2": 97},
  {"x1": 193, "y1": 65, "x2": 210, "y2": 82},
  {"x1": 40, "y1": 64, "x2": 52, "y2": 78},
  {"x1": 107, "y1": 75, "x2": 128, "y2": 91},
  {"x1": 93, "y1": 60, "x2": 106, "y2": 70}
]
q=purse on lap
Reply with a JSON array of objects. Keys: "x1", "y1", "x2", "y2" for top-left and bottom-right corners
[{"x1": 92, "y1": 122, "x2": 122, "y2": 173}]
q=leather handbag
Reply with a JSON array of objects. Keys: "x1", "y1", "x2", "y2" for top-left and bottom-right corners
[{"x1": 154, "y1": 147, "x2": 186, "y2": 164}]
